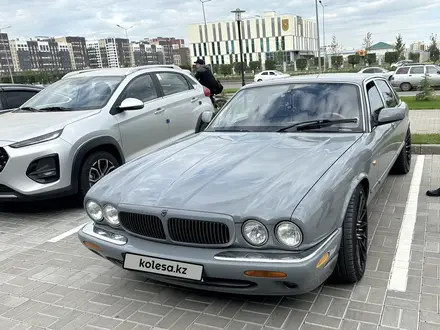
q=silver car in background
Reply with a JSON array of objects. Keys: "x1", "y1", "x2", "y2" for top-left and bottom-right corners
[
  {"x1": 0, "y1": 66, "x2": 214, "y2": 202},
  {"x1": 391, "y1": 64, "x2": 440, "y2": 91},
  {"x1": 358, "y1": 67, "x2": 394, "y2": 81}
]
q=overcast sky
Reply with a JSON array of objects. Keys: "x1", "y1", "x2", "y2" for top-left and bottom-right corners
[{"x1": 1, "y1": 0, "x2": 439, "y2": 49}]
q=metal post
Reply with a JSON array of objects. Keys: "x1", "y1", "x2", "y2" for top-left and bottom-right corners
[
  {"x1": 0, "y1": 26, "x2": 14, "y2": 83},
  {"x1": 314, "y1": 0, "x2": 321, "y2": 73},
  {"x1": 237, "y1": 20, "x2": 245, "y2": 86},
  {"x1": 319, "y1": 1, "x2": 327, "y2": 72},
  {"x1": 200, "y1": 0, "x2": 211, "y2": 67},
  {"x1": 116, "y1": 24, "x2": 133, "y2": 67}
]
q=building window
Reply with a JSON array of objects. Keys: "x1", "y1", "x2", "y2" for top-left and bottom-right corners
[
  {"x1": 260, "y1": 38, "x2": 264, "y2": 52},
  {"x1": 275, "y1": 37, "x2": 279, "y2": 51},
  {"x1": 231, "y1": 41, "x2": 235, "y2": 53},
  {"x1": 221, "y1": 55, "x2": 225, "y2": 64},
  {"x1": 227, "y1": 22, "x2": 231, "y2": 40},
  {"x1": 247, "y1": 20, "x2": 251, "y2": 39},
  {"x1": 198, "y1": 44, "x2": 202, "y2": 56},
  {"x1": 203, "y1": 43, "x2": 207, "y2": 56},
  {"x1": 281, "y1": 36, "x2": 285, "y2": 51},
  {"x1": 232, "y1": 22, "x2": 237, "y2": 40},
  {"x1": 217, "y1": 42, "x2": 221, "y2": 55},
  {"x1": 212, "y1": 42, "x2": 215, "y2": 55},
  {"x1": 193, "y1": 44, "x2": 197, "y2": 57},
  {"x1": 266, "y1": 38, "x2": 270, "y2": 52},
  {"x1": 251, "y1": 39, "x2": 255, "y2": 53},
  {"x1": 277, "y1": 17, "x2": 282, "y2": 35},
  {"x1": 262, "y1": 19, "x2": 266, "y2": 38},
  {"x1": 245, "y1": 40, "x2": 249, "y2": 53},
  {"x1": 258, "y1": 53, "x2": 261, "y2": 62},
  {"x1": 199, "y1": 25, "x2": 204, "y2": 42},
  {"x1": 256, "y1": 20, "x2": 260, "y2": 38},
  {"x1": 212, "y1": 24, "x2": 217, "y2": 41},
  {"x1": 226, "y1": 41, "x2": 229, "y2": 54},
  {"x1": 218, "y1": 23, "x2": 222, "y2": 41},
  {"x1": 271, "y1": 18, "x2": 275, "y2": 37}
]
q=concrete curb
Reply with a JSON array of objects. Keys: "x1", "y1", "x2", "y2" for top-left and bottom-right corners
[{"x1": 412, "y1": 144, "x2": 440, "y2": 154}]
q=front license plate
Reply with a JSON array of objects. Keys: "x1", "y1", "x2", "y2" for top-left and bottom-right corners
[{"x1": 123, "y1": 253, "x2": 203, "y2": 281}]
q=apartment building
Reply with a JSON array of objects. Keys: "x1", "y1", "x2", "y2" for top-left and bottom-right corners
[
  {"x1": 130, "y1": 41, "x2": 162, "y2": 66},
  {"x1": 151, "y1": 37, "x2": 185, "y2": 65},
  {"x1": 55, "y1": 36, "x2": 89, "y2": 69},
  {"x1": 0, "y1": 32, "x2": 14, "y2": 74},
  {"x1": 188, "y1": 11, "x2": 318, "y2": 67}
]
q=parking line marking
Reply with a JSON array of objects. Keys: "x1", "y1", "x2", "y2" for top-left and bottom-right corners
[
  {"x1": 388, "y1": 155, "x2": 424, "y2": 292},
  {"x1": 47, "y1": 223, "x2": 87, "y2": 243}
]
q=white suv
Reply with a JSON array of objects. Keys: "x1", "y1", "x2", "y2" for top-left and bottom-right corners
[
  {"x1": 0, "y1": 66, "x2": 214, "y2": 202},
  {"x1": 391, "y1": 64, "x2": 440, "y2": 91}
]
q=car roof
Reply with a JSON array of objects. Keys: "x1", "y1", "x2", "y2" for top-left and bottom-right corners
[
  {"x1": 62, "y1": 65, "x2": 188, "y2": 79},
  {"x1": 242, "y1": 73, "x2": 382, "y2": 90},
  {"x1": 0, "y1": 83, "x2": 44, "y2": 90}
]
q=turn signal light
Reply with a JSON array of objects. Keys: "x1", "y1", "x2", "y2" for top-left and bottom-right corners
[
  {"x1": 316, "y1": 252, "x2": 330, "y2": 269},
  {"x1": 244, "y1": 270, "x2": 287, "y2": 278},
  {"x1": 83, "y1": 241, "x2": 104, "y2": 252}
]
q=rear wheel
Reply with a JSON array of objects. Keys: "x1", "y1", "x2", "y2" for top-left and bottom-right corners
[
  {"x1": 391, "y1": 129, "x2": 411, "y2": 174},
  {"x1": 400, "y1": 82, "x2": 412, "y2": 91},
  {"x1": 331, "y1": 184, "x2": 368, "y2": 283}
]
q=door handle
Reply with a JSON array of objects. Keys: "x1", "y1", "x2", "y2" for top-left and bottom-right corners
[
  {"x1": 191, "y1": 97, "x2": 198, "y2": 103},
  {"x1": 154, "y1": 108, "x2": 165, "y2": 114}
]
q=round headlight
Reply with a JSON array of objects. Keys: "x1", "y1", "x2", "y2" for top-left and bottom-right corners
[
  {"x1": 242, "y1": 220, "x2": 268, "y2": 246},
  {"x1": 85, "y1": 200, "x2": 103, "y2": 221},
  {"x1": 275, "y1": 221, "x2": 302, "y2": 247},
  {"x1": 103, "y1": 205, "x2": 120, "y2": 226}
]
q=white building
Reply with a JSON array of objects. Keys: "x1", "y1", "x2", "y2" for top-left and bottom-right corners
[{"x1": 188, "y1": 11, "x2": 318, "y2": 69}]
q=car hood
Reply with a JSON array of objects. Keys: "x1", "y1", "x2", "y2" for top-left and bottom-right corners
[
  {"x1": 0, "y1": 110, "x2": 99, "y2": 143},
  {"x1": 93, "y1": 132, "x2": 363, "y2": 219}
]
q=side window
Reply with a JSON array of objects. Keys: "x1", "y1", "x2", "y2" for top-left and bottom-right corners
[
  {"x1": 156, "y1": 72, "x2": 192, "y2": 96},
  {"x1": 363, "y1": 68, "x2": 374, "y2": 73},
  {"x1": 395, "y1": 67, "x2": 409, "y2": 74},
  {"x1": 124, "y1": 74, "x2": 158, "y2": 103},
  {"x1": 261, "y1": 72, "x2": 268, "y2": 75},
  {"x1": 375, "y1": 80, "x2": 398, "y2": 107},
  {"x1": 426, "y1": 66, "x2": 438, "y2": 74},
  {"x1": 4, "y1": 91, "x2": 38, "y2": 109},
  {"x1": 269, "y1": 72, "x2": 276, "y2": 75},
  {"x1": 409, "y1": 66, "x2": 424, "y2": 75},
  {"x1": 366, "y1": 81, "x2": 385, "y2": 117}
]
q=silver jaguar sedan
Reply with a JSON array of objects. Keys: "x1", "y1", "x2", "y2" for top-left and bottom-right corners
[{"x1": 78, "y1": 73, "x2": 411, "y2": 295}]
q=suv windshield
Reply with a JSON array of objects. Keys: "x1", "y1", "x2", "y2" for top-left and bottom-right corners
[
  {"x1": 17, "y1": 76, "x2": 123, "y2": 111},
  {"x1": 206, "y1": 83, "x2": 363, "y2": 133}
]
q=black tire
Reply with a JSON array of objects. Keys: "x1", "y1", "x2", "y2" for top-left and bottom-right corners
[
  {"x1": 400, "y1": 82, "x2": 412, "y2": 91},
  {"x1": 331, "y1": 184, "x2": 368, "y2": 283},
  {"x1": 78, "y1": 151, "x2": 120, "y2": 201},
  {"x1": 257, "y1": 79, "x2": 262, "y2": 82},
  {"x1": 391, "y1": 129, "x2": 411, "y2": 174}
]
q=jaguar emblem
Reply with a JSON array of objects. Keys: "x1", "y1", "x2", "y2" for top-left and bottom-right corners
[{"x1": 161, "y1": 209, "x2": 168, "y2": 217}]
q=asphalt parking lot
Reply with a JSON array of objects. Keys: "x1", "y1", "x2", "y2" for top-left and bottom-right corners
[{"x1": 0, "y1": 155, "x2": 439, "y2": 330}]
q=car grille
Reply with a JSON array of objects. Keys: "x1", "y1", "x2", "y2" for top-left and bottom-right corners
[
  {"x1": 119, "y1": 212, "x2": 166, "y2": 240},
  {"x1": 0, "y1": 148, "x2": 9, "y2": 173},
  {"x1": 168, "y1": 218, "x2": 230, "y2": 245}
]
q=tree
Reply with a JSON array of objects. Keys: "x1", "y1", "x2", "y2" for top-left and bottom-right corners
[
  {"x1": 416, "y1": 75, "x2": 436, "y2": 101},
  {"x1": 366, "y1": 53, "x2": 377, "y2": 65},
  {"x1": 265, "y1": 59, "x2": 276, "y2": 70},
  {"x1": 330, "y1": 56, "x2": 343, "y2": 69},
  {"x1": 362, "y1": 32, "x2": 373, "y2": 54},
  {"x1": 211, "y1": 64, "x2": 220, "y2": 74},
  {"x1": 330, "y1": 35, "x2": 340, "y2": 55},
  {"x1": 314, "y1": 57, "x2": 324, "y2": 67},
  {"x1": 394, "y1": 34, "x2": 406, "y2": 60},
  {"x1": 219, "y1": 64, "x2": 232, "y2": 76},
  {"x1": 274, "y1": 51, "x2": 284, "y2": 64},
  {"x1": 249, "y1": 61, "x2": 261, "y2": 72},
  {"x1": 347, "y1": 54, "x2": 360, "y2": 68},
  {"x1": 384, "y1": 51, "x2": 399, "y2": 65},
  {"x1": 233, "y1": 62, "x2": 247, "y2": 74},
  {"x1": 296, "y1": 58, "x2": 308, "y2": 71},
  {"x1": 408, "y1": 52, "x2": 421, "y2": 62},
  {"x1": 428, "y1": 34, "x2": 440, "y2": 64}
]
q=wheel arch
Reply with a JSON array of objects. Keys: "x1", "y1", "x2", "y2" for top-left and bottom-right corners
[
  {"x1": 71, "y1": 136, "x2": 125, "y2": 192},
  {"x1": 337, "y1": 174, "x2": 370, "y2": 228}
]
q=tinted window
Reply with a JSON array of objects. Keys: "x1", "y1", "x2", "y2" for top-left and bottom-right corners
[
  {"x1": 375, "y1": 80, "x2": 398, "y2": 107},
  {"x1": 395, "y1": 67, "x2": 409, "y2": 74},
  {"x1": 366, "y1": 81, "x2": 384, "y2": 115},
  {"x1": 269, "y1": 72, "x2": 276, "y2": 75},
  {"x1": 410, "y1": 66, "x2": 424, "y2": 74},
  {"x1": 4, "y1": 91, "x2": 38, "y2": 109},
  {"x1": 427, "y1": 66, "x2": 438, "y2": 74},
  {"x1": 156, "y1": 72, "x2": 191, "y2": 96},
  {"x1": 261, "y1": 72, "x2": 268, "y2": 75},
  {"x1": 125, "y1": 74, "x2": 158, "y2": 102},
  {"x1": 374, "y1": 68, "x2": 385, "y2": 73},
  {"x1": 363, "y1": 68, "x2": 374, "y2": 73}
]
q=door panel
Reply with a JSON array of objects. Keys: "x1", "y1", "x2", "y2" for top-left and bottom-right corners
[
  {"x1": 426, "y1": 66, "x2": 440, "y2": 86},
  {"x1": 408, "y1": 66, "x2": 425, "y2": 86},
  {"x1": 114, "y1": 74, "x2": 169, "y2": 161}
]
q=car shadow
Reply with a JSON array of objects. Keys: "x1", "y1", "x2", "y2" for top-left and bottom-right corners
[{"x1": 0, "y1": 196, "x2": 81, "y2": 214}]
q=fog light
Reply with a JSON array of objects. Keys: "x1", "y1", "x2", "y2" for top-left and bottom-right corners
[
  {"x1": 26, "y1": 155, "x2": 59, "y2": 184},
  {"x1": 244, "y1": 270, "x2": 287, "y2": 278},
  {"x1": 112, "y1": 234, "x2": 127, "y2": 243},
  {"x1": 316, "y1": 252, "x2": 330, "y2": 269}
]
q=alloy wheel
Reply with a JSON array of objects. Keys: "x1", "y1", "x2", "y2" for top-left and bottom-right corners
[
  {"x1": 355, "y1": 189, "x2": 368, "y2": 273},
  {"x1": 405, "y1": 131, "x2": 412, "y2": 167},
  {"x1": 88, "y1": 159, "x2": 116, "y2": 187}
]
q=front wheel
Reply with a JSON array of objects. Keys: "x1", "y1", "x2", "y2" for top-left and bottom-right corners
[
  {"x1": 78, "y1": 151, "x2": 120, "y2": 201},
  {"x1": 331, "y1": 184, "x2": 368, "y2": 283},
  {"x1": 400, "y1": 82, "x2": 412, "y2": 91},
  {"x1": 391, "y1": 129, "x2": 411, "y2": 174}
]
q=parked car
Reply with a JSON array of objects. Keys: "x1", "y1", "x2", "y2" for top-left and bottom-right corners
[
  {"x1": 390, "y1": 60, "x2": 413, "y2": 69},
  {"x1": 78, "y1": 73, "x2": 411, "y2": 296},
  {"x1": 390, "y1": 64, "x2": 440, "y2": 91},
  {"x1": 358, "y1": 67, "x2": 394, "y2": 80},
  {"x1": 0, "y1": 84, "x2": 43, "y2": 114},
  {"x1": 254, "y1": 70, "x2": 290, "y2": 82},
  {"x1": 0, "y1": 67, "x2": 214, "y2": 201}
]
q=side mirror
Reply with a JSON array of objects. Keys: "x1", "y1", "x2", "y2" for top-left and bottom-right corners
[
  {"x1": 118, "y1": 98, "x2": 144, "y2": 111},
  {"x1": 201, "y1": 110, "x2": 214, "y2": 123},
  {"x1": 376, "y1": 107, "x2": 405, "y2": 126}
]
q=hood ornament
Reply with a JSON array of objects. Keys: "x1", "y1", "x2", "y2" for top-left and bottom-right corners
[{"x1": 161, "y1": 209, "x2": 168, "y2": 217}]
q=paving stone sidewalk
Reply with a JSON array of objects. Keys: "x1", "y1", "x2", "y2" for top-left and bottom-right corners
[
  {"x1": 409, "y1": 110, "x2": 440, "y2": 134},
  {"x1": 0, "y1": 155, "x2": 439, "y2": 329}
]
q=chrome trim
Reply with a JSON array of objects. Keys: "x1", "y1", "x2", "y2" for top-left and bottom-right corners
[
  {"x1": 80, "y1": 222, "x2": 127, "y2": 245},
  {"x1": 0, "y1": 194, "x2": 17, "y2": 198},
  {"x1": 214, "y1": 228, "x2": 341, "y2": 263}
]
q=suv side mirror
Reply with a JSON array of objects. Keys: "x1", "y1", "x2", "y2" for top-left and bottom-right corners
[
  {"x1": 118, "y1": 98, "x2": 144, "y2": 111},
  {"x1": 195, "y1": 110, "x2": 214, "y2": 133},
  {"x1": 376, "y1": 107, "x2": 405, "y2": 126}
]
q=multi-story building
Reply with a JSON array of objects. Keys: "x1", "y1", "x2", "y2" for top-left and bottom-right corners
[
  {"x1": 55, "y1": 36, "x2": 89, "y2": 70},
  {"x1": 0, "y1": 32, "x2": 14, "y2": 75},
  {"x1": 188, "y1": 11, "x2": 318, "y2": 68},
  {"x1": 173, "y1": 47, "x2": 191, "y2": 66},
  {"x1": 130, "y1": 41, "x2": 161, "y2": 66},
  {"x1": 86, "y1": 40, "x2": 103, "y2": 68},
  {"x1": 151, "y1": 37, "x2": 185, "y2": 65},
  {"x1": 86, "y1": 38, "x2": 131, "y2": 68},
  {"x1": 410, "y1": 41, "x2": 426, "y2": 52}
]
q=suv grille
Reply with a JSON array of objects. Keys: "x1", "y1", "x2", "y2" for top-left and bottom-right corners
[
  {"x1": 0, "y1": 148, "x2": 9, "y2": 172},
  {"x1": 119, "y1": 212, "x2": 166, "y2": 240},
  {"x1": 168, "y1": 218, "x2": 230, "y2": 245}
]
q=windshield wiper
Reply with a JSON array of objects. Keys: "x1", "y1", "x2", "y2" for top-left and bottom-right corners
[
  {"x1": 37, "y1": 106, "x2": 72, "y2": 112},
  {"x1": 19, "y1": 106, "x2": 43, "y2": 112},
  {"x1": 277, "y1": 118, "x2": 358, "y2": 132},
  {"x1": 214, "y1": 128, "x2": 250, "y2": 132}
]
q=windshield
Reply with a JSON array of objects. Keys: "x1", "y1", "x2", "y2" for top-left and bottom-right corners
[
  {"x1": 206, "y1": 83, "x2": 363, "y2": 133},
  {"x1": 18, "y1": 76, "x2": 123, "y2": 111}
]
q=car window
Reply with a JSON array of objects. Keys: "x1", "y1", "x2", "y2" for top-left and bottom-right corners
[
  {"x1": 374, "y1": 68, "x2": 385, "y2": 73},
  {"x1": 410, "y1": 66, "x2": 424, "y2": 74},
  {"x1": 124, "y1": 74, "x2": 158, "y2": 103},
  {"x1": 395, "y1": 67, "x2": 409, "y2": 74},
  {"x1": 375, "y1": 80, "x2": 398, "y2": 108},
  {"x1": 366, "y1": 81, "x2": 385, "y2": 116},
  {"x1": 4, "y1": 90, "x2": 38, "y2": 109},
  {"x1": 269, "y1": 72, "x2": 276, "y2": 75},
  {"x1": 156, "y1": 72, "x2": 192, "y2": 96},
  {"x1": 0, "y1": 93, "x2": 3, "y2": 110},
  {"x1": 427, "y1": 66, "x2": 438, "y2": 74},
  {"x1": 363, "y1": 68, "x2": 374, "y2": 73},
  {"x1": 261, "y1": 72, "x2": 268, "y2": 75}
]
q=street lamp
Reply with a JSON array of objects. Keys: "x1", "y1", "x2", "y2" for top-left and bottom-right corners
[
  {"x1": 199, "y1": 0, "x2": 211, "y2": 66},
  {"x1": 0, "y1": 25, "x2": 14, "y2": 83},
  {"x1": 319, "y1": 0, "x2": 327, "y2": 72},
  {"x1": 231, "y1": 8, "x2": 246, "y2": 86},
  {"x1": 116, "y1": 24, "x2": 133, "y2": 40},
  {"x1": 314, "y1": 0, "x2": 321, "y2": 73}
]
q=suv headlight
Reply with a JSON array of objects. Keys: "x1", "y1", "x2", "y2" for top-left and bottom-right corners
[
  {"x1": 242, "y1": 220, "x2": 268, "y2": 246},
  {"x1": 10, "y1": 129, "x2": 63, "y2": 148},
  {"x1": 85, "y1": 200, "x2": 103, "y2": 222},
  {"x1": 103, "y1": 204, "x2": 120, "y2": 226},
  {"x1": 275, "y1": 221, "x2": 302, "y2": 247}
]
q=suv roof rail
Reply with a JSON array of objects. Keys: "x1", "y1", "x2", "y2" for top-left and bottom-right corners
[
  {"x1": 61, "y1": 69, "x2": 101, "y2": 79},
  {"x1": 126, "y1": 64, "x2": 185, "y2": 74}
]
